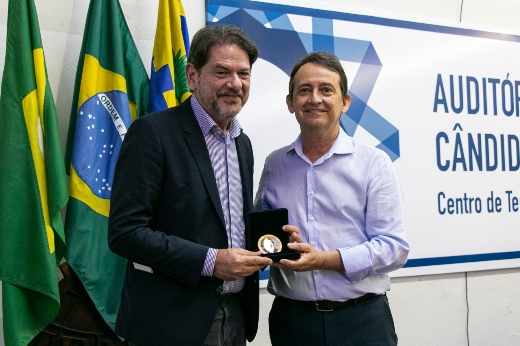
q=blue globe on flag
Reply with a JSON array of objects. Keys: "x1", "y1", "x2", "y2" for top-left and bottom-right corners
[{"x1": 71, "y1": 90, "x2": 132, "y2": 200}]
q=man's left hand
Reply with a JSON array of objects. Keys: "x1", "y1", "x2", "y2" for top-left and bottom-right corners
[
  {"x1": 271, "y1": 243, "x2": 344, "y2": 272},
  {"x1": 271, "y1": 242, "x2": 325, "y2": 272}
]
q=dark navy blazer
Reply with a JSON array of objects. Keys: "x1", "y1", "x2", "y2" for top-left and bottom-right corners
[{"x1": 108, "y1": 97, "x2": 258, "y2": 346}]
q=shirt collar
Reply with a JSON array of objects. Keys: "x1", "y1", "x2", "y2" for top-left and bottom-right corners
[
  {"x1": 286, "y1": 127, "x2": 356, "y2": 158},
  {"x1": 329, "y1": 128, "x2": 356, "y2": 155},
  {"x1": 190, "y1": 95, "x2": 242, "y2": 139}
]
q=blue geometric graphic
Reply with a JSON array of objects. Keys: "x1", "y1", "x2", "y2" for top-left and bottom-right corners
[
  {"x1": 72, "y1": 90, "x2": 131, "y2": 199},
  {"x1": 207, "y1": 5, "x2": 239, "y2": 22},
  {"x1": 244, "y1": 9, "x2": 269, "y2": 25},
  {"x1": 207, "y1": 2, "x2": 400, "y2": 161},
  {"x1": 268, "y1": 14, "x2": 294, "y2": 31}
]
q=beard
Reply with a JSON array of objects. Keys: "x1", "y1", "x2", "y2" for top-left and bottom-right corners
[{"x1": 198, "y1": 86, "x2": 245, "y2": 120}]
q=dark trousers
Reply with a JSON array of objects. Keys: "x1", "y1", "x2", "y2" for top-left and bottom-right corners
[
  {"x1": 127, "y1": 294, "x2": 245, "y2": 346},
  {"x1": 269, "y1": 295, "x2": 397, "y2": 346},
  {"x1": 201, "y1": 293, "x2": 246, "y2": 346}
]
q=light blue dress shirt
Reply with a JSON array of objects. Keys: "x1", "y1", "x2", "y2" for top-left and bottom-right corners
[
  {"x1": 191, "y1": 96, "x2": 245, "y2": 294},
  {"x1": 255, "y1": 128, "x2": 409, "y2": 301}
]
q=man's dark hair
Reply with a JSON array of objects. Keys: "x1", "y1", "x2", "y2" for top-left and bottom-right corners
[
  {"x1": 288, "y1": 51, "x2": 348, "y2": 101},
  {"x1": 188, "y1": 25, "x2": 259, "y2": 70}
]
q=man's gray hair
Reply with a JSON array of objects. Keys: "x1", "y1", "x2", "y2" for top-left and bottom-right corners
[{"x1": 188, "y1": 25, "x2": 259, "y2": 70}]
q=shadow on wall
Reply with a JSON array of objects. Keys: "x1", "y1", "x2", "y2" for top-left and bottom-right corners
[{"x1": 54, "y1": 0, "x2": 89, "y2": 154}]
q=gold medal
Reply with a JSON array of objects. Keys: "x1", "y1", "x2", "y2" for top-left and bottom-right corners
[{"x1": 258, "y1": 234, "x2": 282, "y2": 254}]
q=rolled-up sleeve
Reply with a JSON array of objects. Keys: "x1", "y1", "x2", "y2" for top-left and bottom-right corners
[{"x1": 339, "y1": 156, "x2": 409, "y2": 283}]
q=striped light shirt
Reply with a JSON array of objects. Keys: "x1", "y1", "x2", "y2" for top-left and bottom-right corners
[{"x1": 191, "y1": 96, "x2": 246, "y2": 294}]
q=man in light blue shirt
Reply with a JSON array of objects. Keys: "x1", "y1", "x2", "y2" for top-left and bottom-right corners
[{"x1": 255, "y1": 51, "x2": 409, "y2": 346}]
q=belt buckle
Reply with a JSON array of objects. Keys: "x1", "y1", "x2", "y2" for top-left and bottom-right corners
[{"x1": 315, "y1": 301, "x2": 333, "y2": 312}]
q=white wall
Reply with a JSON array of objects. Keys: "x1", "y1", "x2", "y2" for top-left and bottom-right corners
[{"x1": 1, "y1": 0, "x2": 520, "y2": 345}]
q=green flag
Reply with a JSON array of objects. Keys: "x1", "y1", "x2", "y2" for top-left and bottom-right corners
[
  {"x1": 0, "y1": 0, "x2": 69, "y2": 344},
  {"x1": 63, "y1": 0, "x2": 149, "y2": 331}
]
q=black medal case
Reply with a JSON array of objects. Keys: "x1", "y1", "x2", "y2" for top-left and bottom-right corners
[{"x1": 247, "y1": 208, "x2": 301, "y2": 262}]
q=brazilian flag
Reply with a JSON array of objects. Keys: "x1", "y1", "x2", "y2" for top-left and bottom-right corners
[
  {"x1": 63, "y1": 0, "x2": 149, "y2": 331},
  {"x1": 0, "y1": 0, "x2": 68, "y2": 344},
  {"x1": 149, "y1": 0, "x2": 191, "y2": 113}
]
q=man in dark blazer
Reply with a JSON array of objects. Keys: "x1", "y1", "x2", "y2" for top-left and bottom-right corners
[{"x1": 108, "y1": 25, "x2": 272, "y2": 346}]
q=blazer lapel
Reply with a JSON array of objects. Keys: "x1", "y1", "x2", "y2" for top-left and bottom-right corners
[{"x1": 181, "y1": 101, "x2": 226, "y2": 229}]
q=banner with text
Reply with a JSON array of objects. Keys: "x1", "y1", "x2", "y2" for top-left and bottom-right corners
[{"x1": 207, "y1": 0, "x2": 520, "y2": 280}]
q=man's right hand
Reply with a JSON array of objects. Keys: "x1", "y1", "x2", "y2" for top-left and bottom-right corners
[{"x1": 213, "y1": 248, "x2": 272, "y2": 281}]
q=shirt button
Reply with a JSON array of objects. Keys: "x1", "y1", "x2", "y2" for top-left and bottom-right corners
[
  {"x1": 320, "y1": 294, "x2": 324, "y2": 299},
  {"x1": 310, "y1": 216, "x2": 314, "y2": 221},
  {"x1": 310, "y1": 191, "x2": 314, "y2": 195},
  {"x1": 225, "y1": 287, "x2": 229, "y2": 292},
  {"x1": 310, "y1": 166, "x2": 314, "y2": 169},
  {"x1": 311, "y1": 241, "x2": 316, "y2": 245},
  {"x1": 232, "y1": 229, "x2": 235, "y2": 234},
  {"x1": 314, "y1": 270, "x2": 319, "y2": 274}
]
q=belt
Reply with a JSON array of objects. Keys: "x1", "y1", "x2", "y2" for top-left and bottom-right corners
[{"x1": 276, "y1": 293, "x2": 381, "y2": 312}]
